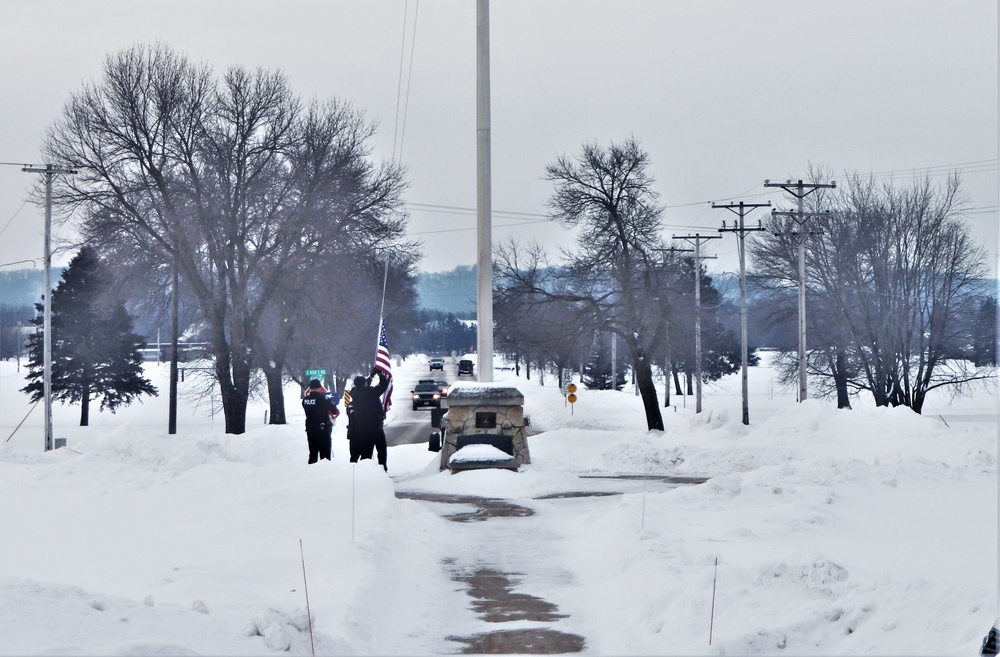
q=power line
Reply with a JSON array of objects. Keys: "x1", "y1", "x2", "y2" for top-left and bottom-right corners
[
  {"x1": 863, "y1": 158, "x2": 997, "y2": 177},
  {"x1": 0, "y1": 201, "x2": 28, "y2": 237},
  {"x1": 406, "y1": 202, "x2": 546, "y2": 219},
  {"x1": 390, "y1": 2, "x2": 408, "y2": 159},
  {"x1": 391, "y1": 1, "x2": 420, "y2": 162},
  {"x1": 0, "y1": 258, "x2": 38, "y2": 268},
  {"x1": 397, "y1": 0, "x2": 420, "y2": 162},
  {"x1": 410, "y1": 154, "x2": 991, "y2": 225},
  {"x1": 408, "y1": 218, "x2": 553, "y2": 236}
]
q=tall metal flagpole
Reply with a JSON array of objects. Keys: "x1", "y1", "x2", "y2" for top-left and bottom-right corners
[
  {"x1": 475, "y1": 0, "x2": 494, "y2": 382},
  {"x1": 374, "y1": 255, "x2": 393, "y2": 417},
  {"x1": 378, "y1": 255, "x2": 390, "y2": 327}
]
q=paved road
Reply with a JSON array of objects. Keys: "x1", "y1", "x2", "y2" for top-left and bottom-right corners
[
  {"x1": 384, "y1": 355, "x2": 466, "y2": 447},
  {"x1": 385, "y1": 408, "x2": 440, "y2": 446}
]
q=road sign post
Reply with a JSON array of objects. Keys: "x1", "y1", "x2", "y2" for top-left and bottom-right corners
[
  {"x1": 560, "y1": 369, "x2": 573, "y2": 395},
  {"x1": 566, "y1": 383, "x2": 577, "y2": 415}
]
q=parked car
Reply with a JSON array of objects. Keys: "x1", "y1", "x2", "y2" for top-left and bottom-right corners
[
  {"x1": 457, "y1": 359, "x2": 474, "y2": 376},
  {"x1": 429, "y1": 357, "x2": 444, "y2": 371},
  {"x1": 411, "y1": 382, "x2": 442, "y2": 410}
]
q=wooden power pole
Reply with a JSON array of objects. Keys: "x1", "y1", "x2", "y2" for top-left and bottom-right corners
[
  {"x1": 22, "y1": 163, "x2": 76, "y2": 451},
  {"x1": 763, "y1": 179, "x2": 836, "y2": 402},
  {"x1": 672, "y1": 234, "x2": 720, "y2": 413},
  {"x1": 715, "y1": 201, "x2": 770, "y2": 425}
]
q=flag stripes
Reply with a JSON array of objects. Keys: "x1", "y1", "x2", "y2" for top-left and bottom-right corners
[{"x1": 376, "y1": 321, "x2": 393, "y2": 414}]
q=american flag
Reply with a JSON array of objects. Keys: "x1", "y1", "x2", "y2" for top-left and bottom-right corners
[{"x1": 375, "y1": 321, "x2": 393, "y2": 414}]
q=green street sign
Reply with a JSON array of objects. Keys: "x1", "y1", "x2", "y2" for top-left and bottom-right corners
[{"x1": 304, "y1": 369, "x2": 327, "y2": 378}]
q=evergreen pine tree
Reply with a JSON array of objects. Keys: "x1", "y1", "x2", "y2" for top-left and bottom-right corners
[
  {"x1": 21, "y1": 247, "x2": 157, "y2": 425},
  {"x1": 582, "y1": 332, "x2": 628, "y2": 390},
  {"x1": 971, "y1": 297, "x2": 998, "y2": 367}
]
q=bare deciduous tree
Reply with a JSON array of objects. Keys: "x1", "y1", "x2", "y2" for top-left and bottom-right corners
[
  {"x1": 752, "y1": 171, "x2": 992, "y2": 413},
  {"x1": 496, "y1": 138, "x2": 669, "y2": 430},
  {"x1": 42, "y1": 43, "x2": 410, "y2": 433}
]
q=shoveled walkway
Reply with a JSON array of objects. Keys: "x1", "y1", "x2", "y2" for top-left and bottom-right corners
[
  {"x1": 396, "y1": 475, "x2": 706, "y2": 654},
  {"x1": 395, "y1": 491, "x2": 587, "y2": 654}
]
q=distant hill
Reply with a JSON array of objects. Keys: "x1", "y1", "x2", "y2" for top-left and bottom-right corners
[
  {"x1": 0, "y1": 268, "x2": 57, "y2": 307},
  {"x1": 3, "y1": 265, "x2": 476, "y2": 314},
  {"x1": 713, "y1": 271, "x2": 999, "y2": 300},
  {"x1": 416, "y1": 265, "x2": 476, "y2": 315}
]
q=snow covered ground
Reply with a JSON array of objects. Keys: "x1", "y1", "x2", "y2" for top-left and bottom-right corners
[{"x1": 0, "y1": 352, "x2": 996, "y2": 655}]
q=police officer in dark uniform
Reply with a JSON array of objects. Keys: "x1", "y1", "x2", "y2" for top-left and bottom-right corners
[
  {"x1": 302, "y1": 379, "x2": 340, "y2": 463},
  {"x1": 347, "y1": 370, "x2": 390, "y2": 470}
]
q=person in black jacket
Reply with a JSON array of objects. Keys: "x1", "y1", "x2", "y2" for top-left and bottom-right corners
[
  {"x1": 302, "y1": 379, "x2": 340, "y2": 464},
  {"x1": 347, "y1": 370, "x2": 389, "y2": 471}
]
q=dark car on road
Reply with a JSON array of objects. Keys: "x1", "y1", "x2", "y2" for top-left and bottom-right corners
[
  {"x1": 419, "y1": 379, "x2": 451, "y2": 398},
  {"x1": 458, "y1": 359, "x2": 474, "y2": 376},
  {"x1": 429, "y1": 357, "x2": 444, "y2": 371},
  {"x1": 411, "y1": 382, "x2": 442, "y2": 410}
]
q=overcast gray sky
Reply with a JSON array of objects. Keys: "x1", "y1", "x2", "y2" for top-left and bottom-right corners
[{"x1": 1, "y1": 0, "x2": 997, "y2": 278}]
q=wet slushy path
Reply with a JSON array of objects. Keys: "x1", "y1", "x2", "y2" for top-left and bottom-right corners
[{"x1": 396, "y1": 474, "x2": 707, "y2": 654}]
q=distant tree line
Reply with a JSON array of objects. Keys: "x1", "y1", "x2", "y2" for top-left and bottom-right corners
[
  {"x1": 0, "y1": 304, "x2": 34, "y2": 361},
  {"x1": 0, "y1": 269, "x2": 56, "y2": 307},
  {"x1": 0, "y1": 270, "x2": 55, "y2": 364},
  {"x1": 394, "y1": 310, "x2": 477, "y2": 357}
]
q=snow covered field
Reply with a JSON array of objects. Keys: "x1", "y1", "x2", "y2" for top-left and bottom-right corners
[{"x1": 0, "y1": 352, "x2": 996, "y2": 655}]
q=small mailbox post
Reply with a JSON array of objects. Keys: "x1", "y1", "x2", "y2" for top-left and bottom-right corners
[{"x1": 439, "y1": 385, "x2": 530, "y2": 472}]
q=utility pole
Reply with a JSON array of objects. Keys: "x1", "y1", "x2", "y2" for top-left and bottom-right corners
[
  {"x1": 475, "y1": 0, "x2": 494, "y2": 382},
  {"x1": 654, "y1": 245, "x2": 692, "y2": 409},
  {"x1": 763, "y1": 179, "x2": 835, "y2": 402},
  {"x1": 610, "y1": 331, "x2": 616, "y2": 391},
  {"x1": 672, "y1": 234, "x2": 720, "y2": 413},
  {"x1": 168, "y1": 256, "x2": 179, "y2": 434},
  {"x1": 22, "y1": 163, "x2": 76, "y2": 451},
  {"x1": 715, "y1": 200, "x2": 770, "y2": 425}
]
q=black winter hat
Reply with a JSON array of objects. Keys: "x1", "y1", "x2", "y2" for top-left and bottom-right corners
[
  {"x1": 353, "y1": 375, "x2": 367, "y2": 388},
  {"x1": 309, "y1": 379, "x2": 322, "y2": 389}
]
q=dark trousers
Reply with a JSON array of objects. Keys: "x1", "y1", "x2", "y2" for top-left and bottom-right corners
[
  {"x1": 349, "y1": 427, "x2": 388, "y2": 471},
  {"x1": 306, "y1": 424, "x2": 332, "y2": 463},
  {"x1": 373, "y1": 428, "x2": 387, "y2": 471}
]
